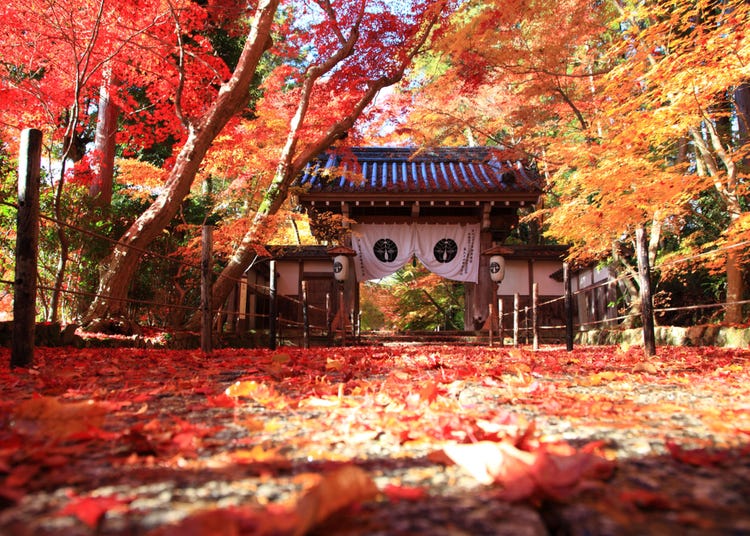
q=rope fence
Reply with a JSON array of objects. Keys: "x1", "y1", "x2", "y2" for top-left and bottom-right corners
[
  {"x1": 3, "y1": 128, "x2": 747, "y2": 367},
  {"x1": 490, "y1": 242, "x2": 749, "y2": 350},
  {"x1": 6, "y1": 180, "x2": 748, "y2": 354},
  {"x1": 2, "y1": 130, "x2": 347, "y2": 362}
]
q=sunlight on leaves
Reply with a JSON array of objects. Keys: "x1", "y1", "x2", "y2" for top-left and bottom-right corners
[
  {"x1": 12, "y1": 396, "x2": 108, "y2": 439},
  {"x1": 293, "y1": 465, "x2": 378, "y2": 533},
  {"x1": 438, "y1": 439, "x2": 614, "y2": 501}
]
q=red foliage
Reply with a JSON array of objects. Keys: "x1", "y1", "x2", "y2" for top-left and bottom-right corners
[{"x1": 0, "y1": 343, "x2": 748, "y2": 533}]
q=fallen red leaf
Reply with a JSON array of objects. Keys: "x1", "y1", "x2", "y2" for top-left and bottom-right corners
[
  {"x1": 12, "y1": 396, "x2": 108, "y2": 439},
  {"x1": 619, "y1": 488, "x2": 675, "y2": 510},
  {"x1": 382, "y1": 483, "x2": 429, "y2": 502},
  {"x1": 665, "y1": 440, "x2": 728, "y2": 467},
  {"x1": 293, "y1": 464, "x2": 378, "y2": 531},
  {"x1": 438, "y1": 439, "x2": 613, "y2": 502},
  {"x1": 206, "y1": 393, "x2": 237, "y2": 408},
  {"x1": 57, "y1": 493, "x2": 130, "y2": 528}
]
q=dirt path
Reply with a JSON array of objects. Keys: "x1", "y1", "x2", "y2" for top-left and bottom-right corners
[{"x1": 1, "y1": 344, "x2": 749, "y2": 535}]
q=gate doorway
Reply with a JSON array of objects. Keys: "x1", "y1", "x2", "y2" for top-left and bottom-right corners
[{"x1": 359, "y1": 262, "x2": 465, "y2": 333}]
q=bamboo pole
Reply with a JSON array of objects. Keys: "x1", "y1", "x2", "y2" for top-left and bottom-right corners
[
  {"x1": 301, "y1": 280, "x2": 310, "y2": 349},
  {"x1": 498, "y1": 296, "x2": 504, "y2": 347},
  {"x1": 532, "y1": 282, "x2": 539, "y2": 350}
]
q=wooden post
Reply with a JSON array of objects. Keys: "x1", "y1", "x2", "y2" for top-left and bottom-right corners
[
  {"x1": 513, "y1": 293, "x2": 520, "y2": 347},
  {"x1": 488, "y1": 302, "x2": 494, "y2": 346},
  {"x1": 301, "y1": 280, "x2": 310, "y2": 349},
  {"x1": 200, "y1": 225, "x2": 213, "y2": 354},
  {"x1": 325, "y1": 291, "x2": 332, "y2": 340},
  {"x1": 563, "y1": 262, "x2": 574, "y2": 351},
  {"x1": 524, "y1": 306, "x2": 529, "y2": 345},
  {"x1": 339, "y1": 284, "x2": 346, "y2": 345},
  {"x1": 532, "y1": 282, "x2": 539, "y2": 350},
  {"x1": 635, "y1": 225, "x2": 656, "y2": 356},
  {"x1": 269, "y1": 260, "x2": 277, "y2": 350},
  {"x1": 498, "y1": 296, "x2": 504, "y2": 347},
  {"x1": 12, "y1": 129, "x2": 42, "y2": 369}
]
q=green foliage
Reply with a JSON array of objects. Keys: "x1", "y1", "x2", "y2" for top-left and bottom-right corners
[
  {"x1": 0, "y1": 146, "x2": 16, "y2": 303},
  {"x1": 0, "y1": 158, "x2": 221, "y2": 325},
  {"x1": 389, "y1": 263, "x2": 464, "y2": 331},
  {"x1": 358, "y1": 293, "x2": 387, "y2": 331}
]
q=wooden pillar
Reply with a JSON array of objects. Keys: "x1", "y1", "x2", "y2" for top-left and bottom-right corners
[
  {"x1": 466, "y1": 230, "x2": 493, "y2": 330},
  {"x1": 325, "y1": 291, "x2": 332, "y2": 340},
  {"x1": 237, "y1": 276, "x2": 248, "y2": 331},
  {"x1": 488, "y1": 302, "x2": 494, "y2": 346},
  {"x1": 12, "y1": 129, "x2": 42, "y2": 369},
  {"x1": 513, "y1": 293, "x2": 520, "y2": 347},
  {"x1": 635, "y1": 225, "x2": 656, "y2": 356},
  {"x1": 498, "y1": 296, "x2": 504, "y2": 347},
  {"x1": 200, "y1": 225, "x2": 213, "y2": 354},
  {"x1": 339, "y1": 284, "x2": 346, "y2": 345},
  {"x1": 563, "y1": 262, "x2": 574, "y2": 351},
  {"x1": 269, "y1": 260, "x2": 277, "y2": 350},
  {"x1": 532, "y1": 282, "x2": 539, "y2": 350},
  {"x1": 301, "y1": 280, "x2": 310, "y2": 349}
]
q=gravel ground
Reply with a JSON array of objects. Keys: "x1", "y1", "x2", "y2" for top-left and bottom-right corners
[{"x1": 1, "y1": 344, "x2": 749, "y2": 535}]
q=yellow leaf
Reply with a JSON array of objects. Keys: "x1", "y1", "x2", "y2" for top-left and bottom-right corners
[
  {"x1": 12, "y1": 396, "x2": 107, "y2": 439},
  {"x1": 292, "y1": 465, "x2": 378, "y2": 535},
  {"x1": 232, "y1": 445, "x2": 288, "y2": 466},
  {"x1": 326, "y1": 358, "x2": 344, "y2": 371},
  {"x1": 225, "y1": 381, "x2": 281, "y2": 406}
]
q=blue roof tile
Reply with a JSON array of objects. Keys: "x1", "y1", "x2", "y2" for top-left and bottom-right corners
[{"x1": 296, "y1": 147, "x2": 543, "y2": 199}]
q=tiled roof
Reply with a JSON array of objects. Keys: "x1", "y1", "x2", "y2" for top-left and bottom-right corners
[{"x1": 296, "y1": 147, "x2": 543, "y2": 198}]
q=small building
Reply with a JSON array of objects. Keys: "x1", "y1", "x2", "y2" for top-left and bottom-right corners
[{"x1": 228, "y1": 146, "x2": 573, "y2": 344}]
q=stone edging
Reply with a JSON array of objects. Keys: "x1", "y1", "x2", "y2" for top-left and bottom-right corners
[{"x1": 575, "y1": 325, "x2": 750, "y2": 348}]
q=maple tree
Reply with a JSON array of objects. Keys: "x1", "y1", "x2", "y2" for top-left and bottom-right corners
[
  {"x1": 386, "y1": 263, "x2": 464, "y2": 331},
  {"x1": 44, "y1": 0, "x2": 453, "y2": 326},
  {"x1": 194, "y1": 0, "x2": 452, "y2": 328},
  {"x1": 0, "y1": 0, "x2": 245, "y2": 322},
  {"x1": 380, "y1": 0, "x2": 749, "y2": 325}
]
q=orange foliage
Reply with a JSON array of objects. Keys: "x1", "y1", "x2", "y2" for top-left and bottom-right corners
[{"x1": 383, "y1": 0, "x2": 749, "y2": 274}]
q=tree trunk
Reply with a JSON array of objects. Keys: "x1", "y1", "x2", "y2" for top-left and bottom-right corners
[
  {"x1": 635, "y1": 224, "x2": 656, "y2": 357},
  {"x1": 610, "y1": 241, "x2": 640, "y2": 327},
  {"x1": 90, "y1": 70, "x2": 118, "y2": 207},
  {"x1": 736, "y1": 82, "x2": 749, "y2": 168},
  {"x1": 725, "y1": 203, "x2": 745, "y2": 324},
  {"x1": 84, "y1": 0, "x2": 280, "y2": 324},
  {"x1": 192, "y1": 7, "x2": 445, "y2": 329},
  {"x1": 690, "y1": 123, "x2": 747, "y2": 325}
]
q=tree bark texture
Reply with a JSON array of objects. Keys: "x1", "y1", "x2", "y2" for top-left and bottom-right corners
[
  {"x1": 90, "y1": 70, "x2": 119, "y2": 207},
  {"x1": 84, "y1": 0, "x2": 280, "y2": 323},
  {"x1": 12, "y1": 129, "x2": 42, "y2": 369},
  {"x1": 199, "y1": 7, "x2": 446, "y2": 328},
  {"x1": 635, "y1": 225, "x2": 656, "y2": 357}
]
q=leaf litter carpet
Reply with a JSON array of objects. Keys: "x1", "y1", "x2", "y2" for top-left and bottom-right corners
[{"x1": 1, "y1": 344, "x2": 749, "y2": 535}]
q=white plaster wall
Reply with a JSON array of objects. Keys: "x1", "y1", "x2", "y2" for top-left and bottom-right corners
[
  {"x1": 535, "y1": 260, "x2": 564, "y2": 295},
  {"x1": 276, "y1": 262, "x2": 299, "y2": 296},
  {"x1": 304, "y1": 260, "x2": 333, "y2": 273},
  {"x1": 495, "y1": 260, "x2": 529, "y2": 295},
  {"x1": 577, "y1": 268, "x2": 593, "y2": 290},
  {"x1": 593, "y1": 265, "x2": 610, "y2": 283}
]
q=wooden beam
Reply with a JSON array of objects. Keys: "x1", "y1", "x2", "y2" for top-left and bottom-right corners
[
  {"x1": 411, "y1": 201, "x2": 420, "y2": 218},
  {"x1": 482, "y1": 203, "x2": 491, "y2": 229}
]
